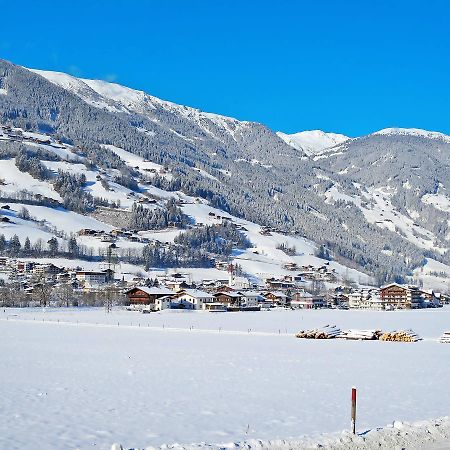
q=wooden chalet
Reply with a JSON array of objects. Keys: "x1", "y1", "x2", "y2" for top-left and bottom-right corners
[
  {"x1": 125, "y1": 286, "x2": 174, "y2": 305},
  {"x1": 213, "y1": 291, "x2": 242, "y2": 307}
]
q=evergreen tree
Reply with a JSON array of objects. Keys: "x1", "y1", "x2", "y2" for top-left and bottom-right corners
[
  {"x1": 47, "y1": 237, "x2": 59, "y2": 256},
  {"x1": 9, "y1": 234, "x2": 21, "y2": 255},
  {"x1": 23, "y1": 237, "x2": 31, "y2": 255},
  {"x1": 0, "y1": 234, "x2": 6, "y2": 254},
  {"x1": 68, "y1": 237, "x2": 79, "y2": 258}
]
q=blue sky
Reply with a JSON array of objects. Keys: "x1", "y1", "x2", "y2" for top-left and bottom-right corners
[{"x1": 1, "y1": 0, "x2": 449, "y2": 136}]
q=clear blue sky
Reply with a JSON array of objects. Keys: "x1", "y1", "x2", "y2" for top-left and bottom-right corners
[{"x1": 1, "y1": 0, "x2": 449, "y2": 136}]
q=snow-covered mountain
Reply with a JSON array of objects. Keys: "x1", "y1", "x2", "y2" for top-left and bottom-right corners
[
  {"x1": 276, "y1": 130, "x2": 349, "y2": 155},
  {"x1": 373, "y1": 127, "x2": 450, "y2": 143},
  {"x1": 2, "y1": 58, "x2": 450, "y2": 287},
  {"x1": 0, "y1": 121, "x2": 369, "y2": 286},
  {"x1": 30, "y1": 69, "x2": 251, "y2": 142}
]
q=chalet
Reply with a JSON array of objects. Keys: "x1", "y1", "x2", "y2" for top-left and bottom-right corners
[
  {"x1": 420, "y1": 289, "x2": 442, "y2": 308},
  {"x1": 380, "y1": 283, "x2": 422, "y2": 309},
  {"x1": 283, "y1": 262, "x2": 299, "y2": 271},
  {"x1": 229, "y1": 276, "x2": 251, "y2": 289},
  {"x1": 33, "y1": 263, "x2": 62, "y2": 277},
  {"x1": 263, "y1": 291, "x2": 289, "y2": 306},
  {"x1": 212, "y1": 284, "x2": 235, "y2": 293},
  {"x1": 348, "y1": 289, "x2": 382, "y2": 310},
  {"x1": 265, "y1": 278, "x2": 294, "y2": 290},
  {"x1": 238, "y1": 291, "x2": 264, "y2": 307},
  {"x1": 175, "y1": 289, "x2": 214, "y2": 310},
  {"x1": 213, "y1": 291, "x2": 243, "y2": 307},
  {"x1": 125, "y1": 286, "x2": 174, "y2": 308},
  {"x1": 290, "y1": 291, "x2": 325, "y2": 309},
  {"x1": 165, "y1": 279, "x2": 191, "y2": 292}
]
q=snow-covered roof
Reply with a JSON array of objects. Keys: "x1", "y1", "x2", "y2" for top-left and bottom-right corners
[
  {"x1": 214, "y1": 291, "x2": 242, "y2": 298},
  {"x1": 178, "y1": 289, "x2": 213, "y2": 299},
  {"x1": 265, "y1": 291, "x2": 287, "y2": 298},
  {"x1": 127, "y1": 286, "x2": 174, "y2": 296}
]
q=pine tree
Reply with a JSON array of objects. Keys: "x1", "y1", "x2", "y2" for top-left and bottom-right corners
[
  {"x1": 23, "y1": 237, "x2": 31, "y2": 255},
  {"x1": 68, "y1": 237, "x2": 79, "y2": 258},
  {"x1": 9, "y1": 235, "x2": 21, "y2": 255},
  {"x1": 0, "y1": 234, "x2": 6, "y2": 254},
  {"x1": 47, "y1": 237, "x2": 59, "y2": 256}
]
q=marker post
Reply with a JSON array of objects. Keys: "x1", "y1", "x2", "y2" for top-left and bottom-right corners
[{"x1": 351, "y1": 387, "x2": 357, "y2": 434}]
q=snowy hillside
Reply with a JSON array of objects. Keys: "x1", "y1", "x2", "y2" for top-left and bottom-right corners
[
  {"x1": 2, "y1": 59, "x2": 450, "y2": 286},
  {"x1": 30, "y1": 68, "x2": 251, "y2": 143},
  {"x1": 0, "y1": 121, "x2": 370, "y2": 286},
  {"x1": 276, "y1": 129, "x2": 349, "y2": 155}
]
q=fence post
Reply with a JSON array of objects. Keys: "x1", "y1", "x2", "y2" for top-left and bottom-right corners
[{"x1": 351, "y1": 387, "x2": 357, "y2": 434}]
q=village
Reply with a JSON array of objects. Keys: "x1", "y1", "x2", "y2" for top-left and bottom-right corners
[{"x1": 0, "y1": 254, "x2": 448, "y2": 311}]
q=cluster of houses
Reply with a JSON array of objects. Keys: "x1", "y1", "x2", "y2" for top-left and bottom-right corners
[
  {"x1": 0, "y1": 254, "x2": 448, "y2": 311},
  {"x1": 78, "y1": 228, "x2": 153, "y2": 244},
  {"x1": 125, "y1": 273, "x2": 449, "y2": 312},
  {"x1": 0, "y1": 257, "x2": 115, "y2": 291}
]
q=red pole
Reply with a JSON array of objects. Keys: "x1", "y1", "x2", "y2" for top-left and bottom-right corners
[{"x1": 351, "y1": 387, "x2": 357, "y2": 434}]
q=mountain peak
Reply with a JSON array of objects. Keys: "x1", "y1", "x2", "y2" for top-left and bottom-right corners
[
  {"x1": 276, "y1": 129, "x2": 349, "y2": 156},
  {"x1": 372, "y1": 127, "x2": 450, "y2": 143}
]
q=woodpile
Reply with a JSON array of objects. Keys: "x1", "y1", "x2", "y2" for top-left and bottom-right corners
[
  {"x1": 296, "y1": 325, "x2": 341, "y2": 339},
  {"x1": 380, "y1": 329, "x2": 421, "y2": 342},
  {"x1": 440, "y1": 331, "x2": 450, "y2": 343},
  {"x1": 338, "y1": 329, "x2": 382, "y2": 341}
]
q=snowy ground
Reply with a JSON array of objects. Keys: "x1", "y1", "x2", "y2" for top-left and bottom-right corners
[{"x1": 1, "y1": 308, "x2": 449, "y2": 450}]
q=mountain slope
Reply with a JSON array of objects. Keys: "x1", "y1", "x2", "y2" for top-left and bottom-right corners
[{"x1": 1, "y1": 58, "x2": 450, "y2": 284}]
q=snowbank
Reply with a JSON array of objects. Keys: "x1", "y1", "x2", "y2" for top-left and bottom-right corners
[{"x1": 115, "y1": 417, "x2": 450, "y2": 449}]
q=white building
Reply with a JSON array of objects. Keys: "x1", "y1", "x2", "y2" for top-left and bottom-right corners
[
  {"x1": 75, "y1": 271, "x2": 107, "y2": 288},
  {"x1": 348, "y1": 289, "x2": 383, "y2": 310},
  {"x1": 239, "y1": 291, "x2": 264, "y2": 306},
  {"x1": 229, "y1": 276, "x2": 251, "y2": 289},
  {"x1": 175, "y1": 289, "x2": 215, "y2": 310}
]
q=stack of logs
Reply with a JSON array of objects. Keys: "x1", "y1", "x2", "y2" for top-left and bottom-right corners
[
  {"x1": 295, "y1": 325, "x2": 341, "y2": 339},
  {"x1": 338, "y1": 329, "x2": 382, "y2": 341},
  {"x1": 440, "y1": 331, "x2": 450, "y2": 343},
  {"x1": 380, "y1": 329, "x2": 421, "y2": 342}
]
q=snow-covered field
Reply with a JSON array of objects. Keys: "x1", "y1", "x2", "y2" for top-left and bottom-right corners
[{"x1": 1, "y1": 308, "x2": 449, "y2": 450}]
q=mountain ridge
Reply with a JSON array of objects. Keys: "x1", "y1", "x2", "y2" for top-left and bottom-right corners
[{"x1": 2, "y1": 58, "x2": 450, "y2": 286}]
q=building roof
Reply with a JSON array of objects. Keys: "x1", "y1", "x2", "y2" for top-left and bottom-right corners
[
  {"x1": 126, "y1": 286, "x2": 174, "y2": 296},
  {"x1": 264, "y1": 291, "x2": 287, "y2": 298},
  {"x1": 380, "y1": 283, "x2": 419, "y2": 291},
  {"x1": 178, "y1": 289, "x2": 213, "y2": 299},
  {"x1": 214, "y1": 291, "x2": 242, "y2": 298}
]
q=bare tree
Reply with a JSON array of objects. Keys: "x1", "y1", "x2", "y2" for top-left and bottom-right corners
[
  {"x1": 32, "y1": 277, "x2": 53, "y2": 306},
  {"x1": 53, "y1": 283, "x2": 74, "y2": 307}
]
